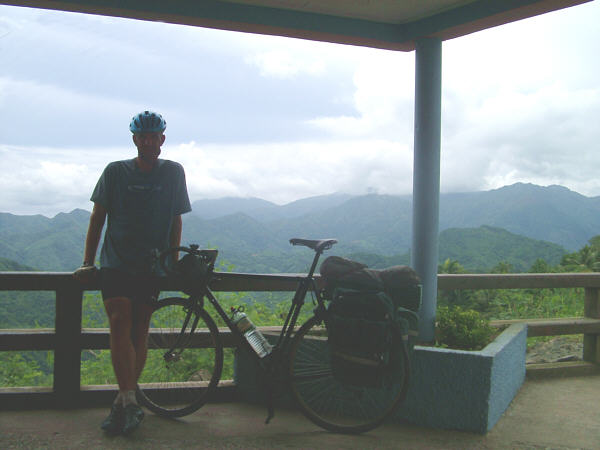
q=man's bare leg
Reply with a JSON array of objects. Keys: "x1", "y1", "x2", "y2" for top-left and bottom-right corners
[
  {"x1": 132, "y1": 302, "x2": 155, "y2": 382},
  {"x1": 103, "y1": 296, "x2": 145, "y2": 433},
  {"x1": 100, "y1": 296, "x2": 140, "y2": 434},
  {"x1": 104, "y1": 297, "x2": 137, "y2": 391}
]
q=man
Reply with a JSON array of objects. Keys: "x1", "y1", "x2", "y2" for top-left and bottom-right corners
[{"x1": 74, "y1": 111, "x2": 192, "y2": 434}]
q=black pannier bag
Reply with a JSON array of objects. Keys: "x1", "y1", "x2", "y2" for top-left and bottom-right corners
[
  {"x1": 320, "y1": 256, "x2": 421, "y2": 387},
  {"x1": 327, "y1": 288, "x2": 395, "y2": 387}
]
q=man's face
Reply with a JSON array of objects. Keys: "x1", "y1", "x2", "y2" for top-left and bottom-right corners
[{"x1": 133, "y1": 132, "x2": 165, "y2": 164}]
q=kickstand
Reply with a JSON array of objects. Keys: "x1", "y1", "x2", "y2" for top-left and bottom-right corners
[
  {"x1": 265, "y1": 400, "x2": 275, "y2": 424},
  {"x1": 263, "y1": 367, "x2": 275, "y2": 424}
]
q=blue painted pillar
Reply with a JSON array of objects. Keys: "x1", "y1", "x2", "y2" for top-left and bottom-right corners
[{"x1": 411, "y1": 38, "x2": 442, "y2": 342}]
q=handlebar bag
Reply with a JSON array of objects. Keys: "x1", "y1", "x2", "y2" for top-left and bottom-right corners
[{"x1": 175, "y1": 253, "x2": 210, "y2": 296}]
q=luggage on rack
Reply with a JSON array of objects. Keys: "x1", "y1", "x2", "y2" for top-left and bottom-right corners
[{"x1": 320, "y1": 256, "x2": 421, "y2": 387}]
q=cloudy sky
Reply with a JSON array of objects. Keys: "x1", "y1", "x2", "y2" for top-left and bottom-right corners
[{"x1": 1, "y1": 2, "x2": 599, "y2": 217}]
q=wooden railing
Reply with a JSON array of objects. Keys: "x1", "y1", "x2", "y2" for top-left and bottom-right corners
[
  {"x1": 0, "y1": 271, "x2": 310, "y2": 409},
  {"x1": 438, "y1": 273, "x2": 600, "y2": 363},
  {"x1": 1, "y1": 271, "x2": 599, "y2": 409}
]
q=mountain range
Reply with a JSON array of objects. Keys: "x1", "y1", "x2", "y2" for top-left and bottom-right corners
[{"x1": 0, "y1": 183, "x2": 596, "y2": 273}]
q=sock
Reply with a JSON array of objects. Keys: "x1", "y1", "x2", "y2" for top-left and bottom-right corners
[
  {"x1": 122, "y1": 390, "x2": 137, "y2": 407},
  {"x1": 113, "y1": 392, "x2": 122, "y2": 407}
]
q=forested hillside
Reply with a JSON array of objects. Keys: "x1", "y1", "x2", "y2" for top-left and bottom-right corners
[
  {"x1": 438, "y1": 226, "x2": 566, "y2": 272},
  {"x1": 0, "y1": 258, "x2": 54, "y2": 329},
  {"x1": 0, "y1": 209, "x2": 89, "y2": 271},
  {"x1": 0, "y1": 183, "x2": 595, "y2": 272},
  {"x1": 0, "y1": 223, "x2": 568, "y2": 330},
  {"x1": 439, "y1": 183, "x2": 600, "y2": 250}
]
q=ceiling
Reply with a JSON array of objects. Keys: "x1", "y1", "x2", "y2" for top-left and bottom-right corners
[{"x1": 0, "y1": 0, "x2": 592, "y2": 51}]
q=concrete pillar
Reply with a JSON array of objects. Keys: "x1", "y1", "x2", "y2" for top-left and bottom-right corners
[{"x1": 411, "y1": 37, "x2": 442, "y2": 342}]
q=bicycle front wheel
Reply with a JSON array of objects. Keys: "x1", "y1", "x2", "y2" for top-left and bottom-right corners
[
  {"x1": 288, "y1": 315, "x2": 410, "y2": 434},
  {"x1": 136, "y1": 297, "x2": 224, "y2": 418}
]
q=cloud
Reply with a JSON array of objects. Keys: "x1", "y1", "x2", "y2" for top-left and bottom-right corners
[
  {"x1": 0, "y1": 5, "x2": 360, "y2": 147},
  {"x1": 245, "y1": 49, "x2": 326, "y2": 78},
  {"x1": 0, "y1": 144, "x2": 127, "y2": 216},
  {"x1": 0, "y1": 76, "x2": 140, "y2": 132},
  {"x1": 308, "y1": 51, "x2": 414, "y2": 139},
  {"x1": 169, "y1": 139, "x2": 414, "y2": 204},
  {"x1": 436, "y1": 0, "x2": 600, "y2": 195},
  {"x1": 0, "y1": 138, "x2": 414, "y2": 216},
  {"x1": 1, "y1": 1, "x2": 599, "y2": 218},
  {"x1": 440, "y1": 82, "x2": 600, "y2": 195}
]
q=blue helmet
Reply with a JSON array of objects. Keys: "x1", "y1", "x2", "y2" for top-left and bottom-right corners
[{"x1": 129, "y1": 111, "x2": 166, "y2": 134}]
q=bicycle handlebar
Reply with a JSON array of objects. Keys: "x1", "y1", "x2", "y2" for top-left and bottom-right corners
[{"x1": 157, "y1": 245, "x2": 218, "y2": 276}]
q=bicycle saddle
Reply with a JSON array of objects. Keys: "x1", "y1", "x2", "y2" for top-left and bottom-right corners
[{"x1": 289, "y1": 238, "x2": 338, "y2": 253}]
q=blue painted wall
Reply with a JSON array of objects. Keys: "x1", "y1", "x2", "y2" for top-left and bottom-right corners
[
  {"x1": 398, "y1": 322, "x2": 527, "y2": 432},
  {"x1": 485, "y1": 323, "x2": 528, "y2": 429},
  {"x1": 234, "y1": 323, "x2": 527, "y2": 433}
]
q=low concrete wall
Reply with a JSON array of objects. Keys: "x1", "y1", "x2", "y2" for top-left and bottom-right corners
[
  {"x1": 233, "y1": 333, "x2": 293, "y2": 404},
  {"x1": 234, "y1": 323, "x2": 527, "y2": 433},
  {"x1": 397, "y1": 323, "x2": 527, "y2": 433}
]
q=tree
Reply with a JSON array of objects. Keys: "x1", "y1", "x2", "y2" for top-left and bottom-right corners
[
  {"x1": 528, "y1": 258, "x2": 552, "y2": 273},
  {"x1": 587, "y1": 235, "x2": 600, "y2": 251},
  {"x1": 561, "y1": 245, "x2": 600, "y2": 272},
  {"x1": 438, "y1": 258, "x2": 466, "y2": 274},
  {"x1": 437, "y1": 259, "x2": 478, "y2": 309},
  {"x1": 0, "y1": 353, "x2": 45, "y2": 387},
  {"x1": 491, "y1": 261, "x2": 514, "y2": 274}
]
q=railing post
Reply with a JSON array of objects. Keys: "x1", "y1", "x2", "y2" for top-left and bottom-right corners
[
  {"x1": 53, "y1": 284, "x2": 83, "y2": 407},
  {"x1": 583, "y1": 287, "x2": 600, "y2": 363}
]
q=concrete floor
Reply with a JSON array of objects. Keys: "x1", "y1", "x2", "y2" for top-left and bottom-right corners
[{"x1": 1, "y1": 376, "x2": 599, "y2": 449}]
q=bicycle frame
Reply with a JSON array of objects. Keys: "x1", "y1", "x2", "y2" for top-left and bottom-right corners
[
  {"x1": 161, "y1": 245, "x2": 329, "y2": 367},
  {"x1": 143, "y1": 238, "x2": 412, "y2": 433}
]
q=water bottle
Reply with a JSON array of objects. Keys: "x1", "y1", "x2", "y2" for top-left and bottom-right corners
[{"x1": 231, "y1": 308, "x2": 272, "y2": 358}]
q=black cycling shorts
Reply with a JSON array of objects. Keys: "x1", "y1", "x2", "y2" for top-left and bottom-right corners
[{"x1": 100, "y1": 268, "x2": 160, "y2": 304}]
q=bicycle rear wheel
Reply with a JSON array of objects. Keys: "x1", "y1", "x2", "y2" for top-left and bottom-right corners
[
  {"x1": 288, "y1": 314, "x2": 410, "y2": 433},
  {"x1": 136, "y1": 297, "x2": 223, "y2": 418}
]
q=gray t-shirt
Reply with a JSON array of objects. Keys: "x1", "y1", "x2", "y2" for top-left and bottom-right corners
[{"x1": 91, "y1": 158, "x2": 192, "y2": 274}]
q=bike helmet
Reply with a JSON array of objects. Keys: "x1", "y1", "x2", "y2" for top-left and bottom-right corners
[{"x1": 129, "y1": 111, "x2": 167, "y2": 134}]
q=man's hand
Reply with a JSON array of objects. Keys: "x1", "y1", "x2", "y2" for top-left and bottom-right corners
[{"x1": 73, "y1": 264, "x2": 98, "y2": 283}]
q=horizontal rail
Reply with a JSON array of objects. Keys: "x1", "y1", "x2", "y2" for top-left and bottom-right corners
[
  {"x1": 0, "y1": 326, "x2": 285, "y2": 351},
  {"x1": 490, "y1": 318, "x2": 600, "y2": 337},
  {"x1": 0, "y1": 271, "x2": 312, "y2": 292},
  {"x1": 4, "y1": 271, "x2": 600, "y2": 292},
  {"x1": 438, "y1": 272, "x2": 600, "y2": 290},
  {"x1": 4, "y1": 318, "x2": 598, "y2": 351}
]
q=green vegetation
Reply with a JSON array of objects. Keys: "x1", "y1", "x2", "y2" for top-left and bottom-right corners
[
  {"x1": 431, "y1": 238, "x2": 598, "y2": 350},
  {"x1": 435, "y1": 307, "x2": 495, "y2": 351},
  {"x1": 2, "y1": 217, "x2": 599, "y2": 387},
  {"x1": 0, "y1": 352, "x2": 51, "y2": 387},
  {"x1": 439, "y1": 226, "x2": 565, "y2": 272},
  {"x1": 435, "y1": 232, "x2": 600, "y2": 322}
]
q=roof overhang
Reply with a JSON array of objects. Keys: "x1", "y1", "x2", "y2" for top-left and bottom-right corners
[{"x1": 0, "y1": 0, "x2": 593, "y2": 51}]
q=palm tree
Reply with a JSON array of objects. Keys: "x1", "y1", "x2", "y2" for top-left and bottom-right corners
[
  {"x1": 438, "y1": 258, "x2": 465, "y2": 274},
  {"x1": 491, "y1": 261, "x2": 514, "y2": 274},
  {"x1": 561, "y1": 245, "x2": 600, "y2": 272},
  {"x1": 437, "y1": 259, "x2": 473, "y2": 308}
]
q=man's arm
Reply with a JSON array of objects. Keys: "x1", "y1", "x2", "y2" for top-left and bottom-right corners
[
  {"x1": 74, "y1": 203, "x2": 106, "y2": 281},
  {"x1": 83, "y1": 203, "x2": 107, "y2": 265},
  {"x1": 170, "y1": 215, "x2": 183, "y2": 261}
]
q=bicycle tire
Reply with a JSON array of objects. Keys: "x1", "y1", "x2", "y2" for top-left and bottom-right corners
[
  {"x1": 288, "y1": 314, "x2": 410, "y2": 434},
  {"x1": 136, "y1": 297, "x2": 224, "y2": 418}
]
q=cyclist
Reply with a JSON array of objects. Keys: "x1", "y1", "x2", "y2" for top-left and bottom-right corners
[{"x1": 73, "y1": 111, "x2": 192, "y2": 434}]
